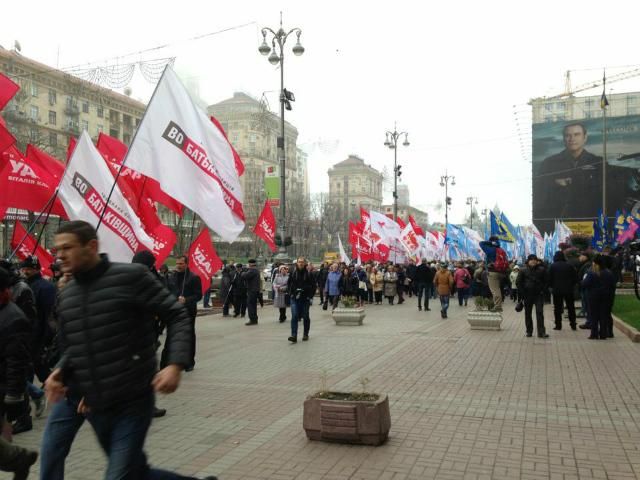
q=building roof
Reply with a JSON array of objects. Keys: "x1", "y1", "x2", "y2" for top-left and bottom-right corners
[{"x1": 213, "y1": 92, "x2": 262, "y2": 107}]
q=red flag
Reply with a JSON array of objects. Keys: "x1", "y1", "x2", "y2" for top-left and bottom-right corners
[
  {"x1": 26, "y1": 145, "x2": 65, "y2": 181},
  {"x1": 147, "y1": 223, "x2": 176, "y2": 267},
  {"x1": 0, "y1": 116, "x2": 16, "y2": 153},
  {"x1": 409, "y1": 215, "x2": 425, "y2": 236},
  {"x1": 187, "y1": 229, "x2": 223, "y2": 294},
  {"x1": 373, "y1": 243, "x2": 390, "y2": 263},
  {"x1": 97, "y1": 133, "x2": 183, "y2": 216},
  {"x1": 0, "y1": 205, "x2": 6, "y2": 221},
  {"x1": 0, "y1": 73, "x2": 19, "y2": 111},
  {"x1": 253, "y1": 201, "x2": 277, "y2": 252},
  {"x1": 0, "y1": 145, "x2": 67, "y2": 217},
  {"x1": 396, "y1": 217, "x2": 407, "y2": 229},
  {"x1": 210, "y1": 115, "x2": 244, "y2": 177},
  {"x1": 11, "y1": 222, "x2": 55, "y2": 277},
  {"x1": 66, "y1": 136, "x2": 77, "y2": 161}
]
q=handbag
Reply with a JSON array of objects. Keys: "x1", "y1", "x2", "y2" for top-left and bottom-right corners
[{"x1": 358, "y1": 280, "x2": 367, "y2": 290}]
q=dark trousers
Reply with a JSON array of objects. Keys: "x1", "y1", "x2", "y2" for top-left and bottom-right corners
[
  {"x1": 258, "y1": 292, "x2": 264, "y2": 308},
  {"x1": 202, "y1": 290, "x2": 211, "y2": 308},
  {"x1": 247, "y1": 292, "x2": 258, "y2": 323},
  {"x1": 524, "y1": 295, "x2": 546, "y2": 336},
  {"x1": 278, "y1": 307, "x2": 287, "y2": 321},
  {"x1": 188, "y1": 314, "x2": 196, "y2": 367},
  {"x1": 374, "y1": 291, "x2": 383, "y2": 303},
  {"x1": 291, "y1": 298, "x2": 310, "y2": 338},
  {"x1": 234, "y1": 293, "x2": 247, "y2": 316},
  {"x1": 553, "y1": 292, "x2": 576, "y2": 328},
  {"x1": 397, "y1": 287, "x2": 404, "y2": 303},
  {"x1": 590, "y1": 296, "x2": 613, "y2": 338},
  {"x1": 416, "y1": 282, "x2": 430, "y2": 310},
  {"x1": 457, "y1": 287, "x2": 469, "y2": 306},
  {"x1": 367, "y1": 289, "x2": 374, "y2": 303},
  {"x1": 328, "y1": 295, "x2": 340, "y2": 310},
  {"x1": 222, "y1": 294, "x2": 232, "y2": 315}
]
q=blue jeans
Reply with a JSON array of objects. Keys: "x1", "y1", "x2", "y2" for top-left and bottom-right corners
[
  {"x1": 291, "y1": 297, "x2": 310, "y2": 338},
  {"x1": 41, "y1": 395, "x2": 201, "y2": 480},
  {"x1": 203, "y1": 290, "x2": 211, "y2": 307},
  {"x1": 40, "y1": 398, "x2": 86, "y2": 480},
  {"x1": 439, "y1": 295, "x2": 450, "y2": 313},
  {"x1": 27, "y1": 382, "x2": 44, "y2": 400}
]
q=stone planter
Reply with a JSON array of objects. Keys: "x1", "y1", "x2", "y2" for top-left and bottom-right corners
[
  {"x1": 332, "y1": 307, "x2": 366, "y2": 326},
  {"x1": 303, "y1": 394, "x2": 391, "y2": 446},
  {"x1": 467, "y1": 310, "x2": 503, "y2": 330}
]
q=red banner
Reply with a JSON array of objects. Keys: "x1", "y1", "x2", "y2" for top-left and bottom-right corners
[
  {"x1": 187, "y1": 229, "x2": 223, "y2": 294},
  {"x1": 253, "y1": 201, "x2": 277, "y2": 252},
  {"x1": 0, "y1": 73, "x2": 19, "y2": 111},
  {"x1": 66, "y1": 136, "x2": 77, "y2": 161},
  {"x1": 26, "y1": 145, "x2": 65, "y2": 181},
  {"x1": 147, "y1": 223, "x2": 176, "y2": 267},
  {"x1": 11, "y1": 222, "x2": 55, "y2": 277},
  {"x1": 0, "y1": 145, "x2": 67, "y2": 217},
  {"x1": 409, "y1": 215, "x2": 425, "y2": 236}
]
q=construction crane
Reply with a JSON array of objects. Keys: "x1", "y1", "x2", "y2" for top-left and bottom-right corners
[{"x1": 539, "y1": 66, "x2": 640, "y2": 100}]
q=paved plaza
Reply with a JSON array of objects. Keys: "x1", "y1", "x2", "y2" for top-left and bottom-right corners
[{"x1": 6, "y1": 296, "x2": 640, "y2": 480}]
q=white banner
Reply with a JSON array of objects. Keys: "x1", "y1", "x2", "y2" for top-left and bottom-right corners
[{"x1": 58, "y1": 132, "x2": 154, "y2": 262}]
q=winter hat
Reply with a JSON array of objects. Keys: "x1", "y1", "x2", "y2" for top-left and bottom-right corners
[
  {"x1": 527, "y1": 254, "x2": 538, "y2": 262},
  {"x1": 131, "y1": 250, "x2": 156, "y2": 269},
  {"x1": 18, "y1": 255, "x2": 40, "y2": 270}
]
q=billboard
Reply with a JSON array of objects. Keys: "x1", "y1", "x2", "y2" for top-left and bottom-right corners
[
  {"x1": 532, "y1": 114, "x2": 640, "y2": 232},
  {"x1": 264, "y1": 165, "x2": 280, "y2": 208}
]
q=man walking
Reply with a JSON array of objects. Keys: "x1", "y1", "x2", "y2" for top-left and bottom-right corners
[
  {"x1": 242, "y1": 259, "x2": 260, "y2": 326},
  {"x1": 42, "y1": 221, "x2": 216, "y2": 480},
  {"x1": 516, "y1": 254, "x2": 549, "y2": 338},
  {"x1": 168, "y1": 255, "x2": 202, "y2": 371},
  {"x1": 415, "y1": 259, "x2": 434, "y2": 311},
  {"x1": 548, "y1": 251, "x2": 578, "y2": 330},
  {"x1": 287, "y1": 257, "x2": 316, "y2": 343}
]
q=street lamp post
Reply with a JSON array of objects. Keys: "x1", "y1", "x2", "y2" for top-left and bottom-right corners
[
  {"x1": 466, "y1": 196, "x2": 478, "y2": 229},
  {"x1": 439, "y1": 172, "x2": 456, "y2": 226},
  {"x1": 258, "y1": 13, "x2": 304, "y2": 261},
  {"x1": 384, "y1": 123, "x2": 410, "y2": 222},
  {"x1": 481, "y1": 208, "x2": 489, "y2": 239}
]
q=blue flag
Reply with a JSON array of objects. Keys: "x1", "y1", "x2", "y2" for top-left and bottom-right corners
[{"x1": 491, "y1": 211, "x2": 516, "y2": 242}]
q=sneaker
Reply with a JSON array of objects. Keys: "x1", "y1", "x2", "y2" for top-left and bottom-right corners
[
  {"x1": 34, "y1": 395, "x2": 47, "y2": 418},
  {"x1": 302, "y1": 335, "x2": 309, "y2": 341},
  {"x1": 288, "y1": 336, "x2": 297, "y2": 343}
]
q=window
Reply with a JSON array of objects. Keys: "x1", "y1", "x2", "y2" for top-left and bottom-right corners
[
  {"x1": 81, "y1": 120, "x2": 89, "y2": 132},
  {"x1": 123, "y1": 133, "x2": 131, "y2": 144},
  {"x1": 30, "y1": 105, "x2": 39, "y2": 121},
  {"x1": 29, "y1": 127, "x2": 39, "y2": 142},
  {"x1": 30, "y1": 82, "x2": 38, "y2": 97},
  {"x1": 109, "y1": 129, "x2": 119, "y2": 139},
  {"x1": 97, "y1": 105, "x2": 104, "y2": 118},
  {"x1": 48, "y1": 89, "x2": 56, "y2": 105},
  {"x1": 48, "y1": 110, "x2": 57, "y2": 125},
  {"x1": 49, "y1": 132, "x2": 57, "y2": 147},
  {"x1": 249, "y1": 133, "x2": 257, "y2": 143},
  {"x1": 82, "y1": 102, "x2": 89, "y2": 114}
]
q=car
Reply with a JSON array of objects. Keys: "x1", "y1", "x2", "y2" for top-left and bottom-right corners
[{"x1": 263, "y1": 264, "x2": 273, "y2": 282}]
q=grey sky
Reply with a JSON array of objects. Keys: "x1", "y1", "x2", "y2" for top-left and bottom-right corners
[{"x1": 4, "y1": 0, "x2": 640, "y2": 229}]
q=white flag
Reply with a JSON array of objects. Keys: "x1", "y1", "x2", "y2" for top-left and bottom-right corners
[
  {"x1": 338, "y1": 234, "x2": 350, "y2": 264},
  {"x1": 58, "y1": 132, "x2": 154, "y2": 262},
  {"x1": 370, "y1": 210, "x2": 401, "y2": 245},
  {"x1": 126, "y1": 67, "x2": 244, "y2": 242}
]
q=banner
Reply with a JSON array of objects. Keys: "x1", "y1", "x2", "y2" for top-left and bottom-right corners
[
  {"x1": 0, "y1": 73, "x2": 19, "y2": 111},
  {"x1": 399, "y1": 223, "x2": 420, "y2": 256},
  {"x1": 0, "y1": 145, "x2": 67, "y2": 217},
  {"x1": 126, "y1": 67, "x2": 245, "y2": 242},
  {"x1": 11, "y1": 222, "x2": 55, "y2": 277},
  {"x1": 253, "y1": 200, "x2": 277, "y2": 252},
  {"x1": 264, "y1": 165, "x2": 280, "y2": 207},
  {"x1": 147, "y1": 223, "x2": 176, "y2": 267},
  {"x1": 187, "y1": 229, "x2": 223, "y2": 294},
  {"x1": 409, "y1": 215, "x2": 425, "y2": 236},
  {"x1": 58, "y1": 132, "x2": 154, "y2": 262}
]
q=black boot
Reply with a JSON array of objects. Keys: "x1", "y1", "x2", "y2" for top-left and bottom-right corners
[
  {"x1": 11, "y1": 415, "x2": 32, "y2": 435},
  {"x1": 0, "y1": 437, "x2": 38, "y2": 480}
]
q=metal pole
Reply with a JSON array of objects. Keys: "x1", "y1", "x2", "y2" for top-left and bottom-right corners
[
  {"x1": 470, "y1": 201, "x2": 473, "y2": 230},
  {"x1": 393, "y1": 141, "x2": 398, "y2": 222},
  {"x1": 445, "y1": 181, "x2": 448, "y2": 227},
  {"x1": 278, "y1": 39, "x2": 287, "y2": 259},
  {"x1": 603, "y1": 103, "x2": 607, "y2": 225}
]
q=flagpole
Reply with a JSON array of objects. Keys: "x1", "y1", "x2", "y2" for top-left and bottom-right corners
[
  {"x1": 602, "y1": 94, "x2": 608, "y2": 230},
  {"x1": 96, "y1": 64, "x2": 170, "y2": 231}
]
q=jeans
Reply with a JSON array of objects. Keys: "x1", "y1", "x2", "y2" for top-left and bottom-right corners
[
  {"x1": 27, "y1": 382, "x2": 44, "y2": 400},
  {"x1": 202, "y1": 290, "x2": 211, "y2": 308},
  {"x1": 416, "y1": 282, "x2": 429, "y2": 310},
  {"x1": 291, "y1": 297, "x2": 310, "y2": 338},
  {"x1": 457, "y1": 287, "x2": 469, "y2": 306},
  {"x1": 439, "y1": 295, "x2": 450, "y2": 314},
  {"x1": 40, "y1": 398, "x2": 85, "y2": 480}
]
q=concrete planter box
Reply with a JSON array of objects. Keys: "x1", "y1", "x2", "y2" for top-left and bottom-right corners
[
  {"x1": 467, "y1": 310, "x2": 503, "y2": 330},
  {"x1": 332, "y1": 307, "x2": 366, "y2": 326},
  {"x1": 303, "y1": 394, "x2": 390, "y2": 446}
]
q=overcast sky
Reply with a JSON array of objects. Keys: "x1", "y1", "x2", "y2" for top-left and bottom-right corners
[{"x1": 4, "y1": 0, "x2": 640, "y2": 228}]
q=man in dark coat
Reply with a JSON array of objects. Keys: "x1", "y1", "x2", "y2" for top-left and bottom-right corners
[
  {"x1": 316, "y1": 264, "x2": 328, "y2": 306},
  {"x1": 219, "y1": 266, "x2": 233, "y2": 317},
  {"x1": 168, "y1": 255, "x2": 202, "y2": 371},
  {"x1": 516, "y1": 255, "x2": 549, "y2": 338},
  {"x1": 415, "y1": 259, "x2": 434, "y2": 311},
  {"x1": 232, "y1": 263, "x2": 247, "y2": 318},
  {"x1": 287, "y1": 257, "x2": 316, "y2": 343},
  {"x1": 548, "y1": 251, "x2": 578, "y2": 330},
  {"x1": 0, "y1": 267, "x2": 38, "y2": 479},
  {"x1": 41, "y1": 221, "x2": 214, "y2": 480},
  {"x1": 242, "y1": 259, "x2": 260, "y2": 326}
]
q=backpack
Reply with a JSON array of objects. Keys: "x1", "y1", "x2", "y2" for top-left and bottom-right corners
[{"x1": 494, "y1": 248, "x2": 508, "y2": 273}]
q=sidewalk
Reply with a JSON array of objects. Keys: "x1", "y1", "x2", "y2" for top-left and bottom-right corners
[{"x1": 8, "y1": 296, "x2": 640, "y2": 480}]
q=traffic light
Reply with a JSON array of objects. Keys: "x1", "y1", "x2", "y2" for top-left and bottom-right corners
[
  {"x1": 396, "y1": 165, "x2": 402, "y2": 178},
  {"x1": 446, "y1": 196, "x2": 452, "y2": 206}
]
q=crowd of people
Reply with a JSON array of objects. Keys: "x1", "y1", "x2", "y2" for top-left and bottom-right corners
[{"x1": 0, "y1": 220, "x2": 218, "y2": 479}]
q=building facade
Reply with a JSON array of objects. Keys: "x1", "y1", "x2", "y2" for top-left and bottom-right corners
[
  {"x1": 0, "y1": 48, "x2": 145, "y2": 160},
  {"x1": 397, "y1": 184, "x2": 410, "y2": 206},
  {"x1": 530, "y1": 91, "x2": 640, "y2": 124},
  {"x1": 382, "y1": 204, "x2": 429, "y2": 231},
  {"x1": 328, "y1": 155, "x2": 383, "y2": 222}
]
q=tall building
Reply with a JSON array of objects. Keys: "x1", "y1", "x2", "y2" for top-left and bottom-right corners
[
  {"x1": 397, "y1": 184, "x2": 410, "y2": 206},
  {"x1": 0, "y1": 48, "x2": 145, "y2": 161},
  {"x1": 328, "y1": 155, "x2": 383, "y2": 221},
  {"x1": 207, "y1": 92, "x2": 308, "y2": 226}
]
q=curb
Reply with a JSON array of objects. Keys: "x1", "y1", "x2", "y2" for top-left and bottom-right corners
[{"x1": 613, "y1": 314, "x2": 640, "y2": 343}]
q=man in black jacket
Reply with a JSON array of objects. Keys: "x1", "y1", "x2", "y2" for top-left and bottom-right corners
[
  {"x1": 287, "y1": 257, "x2": 316, "y2": 343},
  {"x1": 232, "y1": 263, "x2": 247, "y2": 318},
  {"x1": 548, "y1": 251, "x2": 578, "y2": 330},
  {"x1": 516, "y1": 255, "x2": 549, "y2": 338},
  {"x1": 316, "y1": 263, "x2": 328, "y2": 306},
  {"x1": 0, "y1": 267, "x2": 38, "y2": 480},
  {"x1": 42, "y1": 221, "x2": 215, "y2": 480},
  {"x1": 168, "y1": 256, "x2": 202, "y2": 371},
  {"x1": 415, "y1": 259, "x2": 434, "y2": 311},
  {"x1": 242, "y1": 259, "x2": 260, "y2": 326}
]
